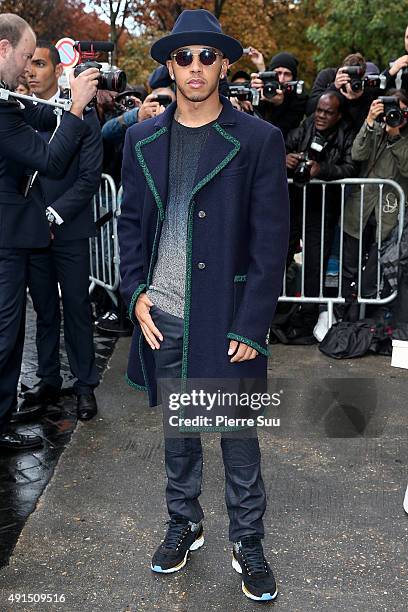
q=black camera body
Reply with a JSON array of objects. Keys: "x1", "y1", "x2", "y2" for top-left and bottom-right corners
[
  {"x1": 377, "y1": 96, "x2": 408, "y2": 127},
  {"x1": 225, "y1": 83, "x2": 260, "y2": 105},
  {"x1": 341, "y1": 66, "x2": 365, "y2": 91},
  {"x1": 293, "y1": 133, "x2": 327, "y2": 187},
  {"x1": 258, "y1": 71, "x2": 304, "y2": 99},
  {"x1": 341, "y1": 66, "x2": 386, "y2": 92},
  {"x1": 73, "y1": 41, "x2": 127, "y2": 93}
]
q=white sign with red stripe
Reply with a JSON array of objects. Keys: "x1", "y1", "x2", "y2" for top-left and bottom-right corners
[{"x1": 55, "y1": 37, "x2": 80, "y2": 69}]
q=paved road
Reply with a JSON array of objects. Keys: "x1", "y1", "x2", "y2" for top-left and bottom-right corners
[
  {"x1": 0, "y1": 338, "x2": 407, "y2": 611},
  {"x1": 0, "y1": 298, "x2": 116, "y2": 568}
]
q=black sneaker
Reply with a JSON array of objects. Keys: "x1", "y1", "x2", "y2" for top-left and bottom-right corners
[
  {"x1": 232, "y1": 536, "x2": 278, "y2": 602},
  {"x1": 151, "y1": 515, "x2": 204, "y2": 573}
]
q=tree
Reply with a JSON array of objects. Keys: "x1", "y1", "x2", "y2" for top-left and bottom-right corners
[
  {"x1": 0, "y1": 0, "x2": 72, "y2": 39},
  {"x1": 87, "y1": 0, "x2": 151, "y2": 64},
  {"x1": 120, "y1": 30, "x2": 159, "y2": 86},
  {"x1": 0, "y1": 0, "x2": 110, "y2": 43},
  {"x1": 307, "y1": 0, "x2": 408, "y2": 70}
]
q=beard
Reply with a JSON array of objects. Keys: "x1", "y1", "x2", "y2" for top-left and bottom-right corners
[{"x1": 176, "y1": 79, "x2": 219, "y2": 103}]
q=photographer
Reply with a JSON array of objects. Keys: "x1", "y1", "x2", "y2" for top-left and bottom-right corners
[
  {"x1": 13, "y1": 41, "x2": 103, "y2": 422},
  {"x1": 306, "y1": 53, "x2": 382, "y2": 132},
  {"x1": 0, "y1": 13, "x2": 98, "y2": 450},
  {"x1": 250, "y1": 52, "x2": 308, "y2": 136},
  {"x1": 285, "y1": 92, "x2": 358, "y2": 333},
  {"x1": 382, "y1": 25, "x2": 408, "y2": 92},
  {"x1": 342, "y1": 90, "x2": 408, "y2": 301}
]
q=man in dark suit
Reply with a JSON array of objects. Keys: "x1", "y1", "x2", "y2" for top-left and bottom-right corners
[
  {"x1": 15, "y1": 41, "x2": 103, "y2": 420},
  {"x1": 0, "y1": 13, "x2": 99, "y2": 450}
]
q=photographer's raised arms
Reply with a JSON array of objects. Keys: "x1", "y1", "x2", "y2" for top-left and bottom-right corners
[{"x1": 0, "y1": 14, "x2": 98, "y2": 451}]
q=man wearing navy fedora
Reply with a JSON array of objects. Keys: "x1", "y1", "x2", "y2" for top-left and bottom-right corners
[{"x1": 119, "y1": 9, "x2": 289, "y2": 602}]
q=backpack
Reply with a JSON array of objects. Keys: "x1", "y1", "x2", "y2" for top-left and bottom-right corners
[{"x1": 319, "y1": 320, "x2": 376, "y2": 359}]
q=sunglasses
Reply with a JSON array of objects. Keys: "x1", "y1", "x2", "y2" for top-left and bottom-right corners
[{"x1": 171, "y1": 48, "x2": 223, "y2": 67}]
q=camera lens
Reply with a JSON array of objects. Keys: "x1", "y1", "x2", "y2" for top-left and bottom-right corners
[
  {"x1": 386, "y1": 108, "x2": 403, "y2": 127},
  {"x1": 264, "y1": 82, "x2": 279, "y2": 98},
  {"x1": 99, "y1": 69, "x2": 127, "y2": 93},
  {"x1": 350, "y1": 79, "x2": 362, "y2": 92}
]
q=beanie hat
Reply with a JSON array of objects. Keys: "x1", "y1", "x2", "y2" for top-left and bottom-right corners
[{"x1": 268, "y1": 52, "x2": 298, "y2": 79}]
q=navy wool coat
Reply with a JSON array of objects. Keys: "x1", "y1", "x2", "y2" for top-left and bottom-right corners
[{"x1": 118, "y1": 96, "x2": 289, "y2": 407}]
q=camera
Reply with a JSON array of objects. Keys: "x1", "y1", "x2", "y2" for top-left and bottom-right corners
[
  {"x1": 293, "y1": 133, "x2": 327, "y2": 187},
  {"x1": 225, "y1": 83, "x2": 260, "y2": 106},
  {"x1": 341, "y1": 66, "x2": 365, "y2": 92},
  {"x1": 73, "y1": 41, "x2": 127, "y2": 93},
  {"x1": 152, "y1": 94, "x2": 173, "y2": 108},
  {"x1": 340, "y1": 66, "x2": 386, "y2": 92},
  {"x1": 377, "y1": 96, "x2": 408, "y2": 127},
  {"x1": 123, "y1": 96, "x2": 137, "y2": 109},
  {"x1": 114, "y1": 95, "x2": 138, "y2": 113},
  {"x1": 258, "y1": 71, "x2": 304, "y2": 99}
]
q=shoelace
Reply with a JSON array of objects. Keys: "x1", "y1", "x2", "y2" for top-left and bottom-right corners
[
  {"x1": 163, "y1": 516, "x2": 190, "y2": 550},
  {"x1": 240, "y1": 536, "x2": 269, "y2": 576}
]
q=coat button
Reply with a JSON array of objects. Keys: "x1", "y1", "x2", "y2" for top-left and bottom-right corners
[
  {"x1": 197, "y1": 262, "x2": 206, "y2": 270},
  {"x1": 198, "y1": 210, "x2": 206, "y2": 218}
]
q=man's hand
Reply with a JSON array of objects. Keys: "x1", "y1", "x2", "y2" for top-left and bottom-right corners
[
  {"x1": 135, "y1": 293, "x2": 163, "y2": 350},
  {"x1": 367, "y1": 98, "x2": 384, "y2": 127},
  {"x1": 69, "y1": 68, "x2": 100, "y2": 117},
  {"x1": 334, "y1": 70, "x2": 363, "y2": 101},
  {"x1": 286, "y1": 153, "x2": 301, "y2": 169},
  {"x1": 389, "y1": 54, "x2": 408, "y2": 76},
  {"x1": 250, "y1": 73, "x2": 284, "y2": 104},
  {"x1": 138, "y1": 93, "x2": 166, "y2": 122},
  {"x1": 334, "y1": 67, "x2": 350, "y2": 91},
  {"x1": 228, "y1": 340, "x2": 258, "y2": 362},
  {"x1": 309, "y1": 160, "x2": 320, "y2": 178},
  {"x1": 247, "y1": 47, "x2": 266, "y2": 72},
  {"x1": 238, "y1": 99, "x2": 254, "y2": 113},
  {"x1": 229, "y1": 96, "x2": 242, "y2": 111},
  {"x1": 268, "y1": 88, "x2": 285, "y2": 106}
]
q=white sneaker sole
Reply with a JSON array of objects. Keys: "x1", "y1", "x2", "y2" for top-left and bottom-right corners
[
  {"x1": 151, "y1": 534, "x2": 204, "y2": 574},
  {"x1": 232, "y1": 555, "x2": 278, "y2": 602}
]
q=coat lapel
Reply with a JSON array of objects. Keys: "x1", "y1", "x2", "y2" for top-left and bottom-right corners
[
  {"x1": 134, "y1": 97, "x2": 241, "y2": 219},
  {"x1": 134, "y1": 103, "x2": 175, "y2": 221},
  {"x1": 191, "y1": 119, "x2": 240, "y2": 199}
]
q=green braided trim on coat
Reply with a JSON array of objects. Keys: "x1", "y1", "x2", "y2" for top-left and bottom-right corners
[
  {"x1": 125, "y1": 373, "x2": 147, "y2": 393},
  {"x1": 227, "y1": 332, "x2": 270, "y2": 357},
  {"x1": 128, "y1": 283, "x2": 147, "y2": 324},
  {"x1": 190, "y1": 123, "x2": 241, "y2": 198},
  {"x1": 135, "y1": 127, "x2": 167, "y2": 221},
  {"x1": 234, "y1": 274, "x2": 247, "y2": 282}
]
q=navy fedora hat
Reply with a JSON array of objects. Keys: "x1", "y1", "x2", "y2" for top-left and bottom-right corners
[{"x1": 151, "y1": 9, "x2": 243, "y2": 65}]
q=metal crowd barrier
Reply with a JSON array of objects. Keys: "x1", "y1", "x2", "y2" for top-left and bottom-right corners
[
  {"x1": 89, "y1": 173, "x2": 121, "y2": 306},
  {"x1": 92, "y1": 177, "x2": 405, "y2": 326},
  {"x1": 279, "y1": 178, "x2": 406, "y2": 327}
]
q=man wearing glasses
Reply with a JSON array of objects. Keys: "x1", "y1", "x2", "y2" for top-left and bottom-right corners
[{"x1": 118, "y1": 9, "x2": 289, "y2": 602}]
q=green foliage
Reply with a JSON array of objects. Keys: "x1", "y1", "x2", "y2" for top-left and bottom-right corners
[
  {"x1": 307, "y1": 0, "x2": 408, "y2": 70},
  {"x1": 120, "y1": 32, "x2": 160, "y2": 88}
]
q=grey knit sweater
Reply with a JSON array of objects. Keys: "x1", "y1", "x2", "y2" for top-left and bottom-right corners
[{"x1": 147, "y1": 118, "x2": 213, "y2": 318}]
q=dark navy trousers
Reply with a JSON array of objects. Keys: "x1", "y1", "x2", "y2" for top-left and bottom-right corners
[
  {"x1": 0, "y1": 249, "x2": 28, "y2": 432},
  {"x1": 150, "y1": 305, "x2": 267, "y2": 542},
  {"x1": 28, "y1": 239, "x2": 99, "y2": 394}
]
